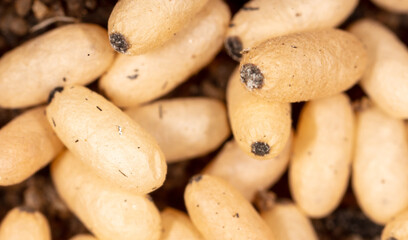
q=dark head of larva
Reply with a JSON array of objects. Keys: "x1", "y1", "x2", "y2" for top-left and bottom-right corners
[
  {"x1": 109, "y1": 33, "x2": 129, "y2": 54},
  {"x1": 48, "y1": 86, "x2": 64, "y2": 103},
  {"x1": 240, "y1": 63, "x2": 264, "y2": 90},
  {"x1": 188, "y1": 174, "x2": 203, "y2": 184},
  {"x1": 225, "y1": 36, "x2": 243, "y2": 61},
  {"x1": 251, "y1": 142, "x2": 270, "y2": 156},
  {"x1": 18, "y1": 206, "x2": 36, "y2": 213}
]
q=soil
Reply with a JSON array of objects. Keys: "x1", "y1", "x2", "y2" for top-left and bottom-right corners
[{"x1": 0, "y1": 0, "x2": 407, "y2": 239}]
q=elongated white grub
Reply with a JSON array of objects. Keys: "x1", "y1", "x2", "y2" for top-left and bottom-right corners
[
  {"x1": 46, "y1": 85, "x2": 167, "y2": 194},
  {"x1": 51, "y1": 150, "x2": 162, "y2": 240},
  {"x1": 353, "y1": 104, "x2": 408, "y2": 224},
  {"x1": 289, "y1": 94, "x2": 355, "y2": 218},
  {"x1": 101, "y1": 0, "x2": 230, "y2": 107},
  {"x1": 239, "y1": 29, "x2": 367, "y2": 103}
]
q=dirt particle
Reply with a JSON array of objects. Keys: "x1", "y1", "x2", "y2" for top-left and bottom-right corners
[
  {"x1": 233, "y1": 213, "x2": 240, "y2": 218},
  {"x1": 48, "y1": 86, "x2": 64, "y2": 103},
  {"x1": 118, "y1": 170, "x2": 128, "y2": 177},
  {"x1": 127, "y1": 69, "x2": 139, "y2": 80},
  {"x1": 52, "y1": 118, "x2": 56, "y2": 127},
  {"x1": 188, "y1": 175, "x2": 203, "y2": 184},
  {"x1": 75, "y1": 139, "x2": 79, "y2": 143},
  {"x1": 62, "y1": 77, "x2": 66, "y2": 82},
  {"x1": 196, "y1": 204, "x2": 199, "y2": 208},
  {"x1": 229, "y1": 23, "x2": 235, "y2": 28},
  {"x1": 87, "y1": 53, "x2": 90, "y2": 56},
  {"x1": 241, "y1": 49, "x2": 249, "y2": 55},
  {"x1": 291, "y1": 45, "x2": 297, "y2": 48},
  {"x1": 296, "y1": 12, "x2": 302, "y2": 17},
  {"x1": 109, "y1": 33, "x2": 129, "y2": 54},
  {"x1": 251, "y1": 142, "x2": 270, "y2": 156},
  {"x1": 127, "y1": 74, "x2": 138, "y2": 80},
  {"x1": 117, "y1": 126, "x2": 123, "y2": 135},
  {"x1": 85, "y1": 98, "x2": 88, "y2": 101},
  {"x1": 96, "y1": 106, "x2": 102, "y2": 111},
  {"x1": 242, "y1": 6, "x2": 259, "y2": 11},
  {"x1": 240, "y1": 64, "x2": 264, "y2": 90},
  {"x1": 225, "y1": 36, "x2": 243, "y2": 61}
]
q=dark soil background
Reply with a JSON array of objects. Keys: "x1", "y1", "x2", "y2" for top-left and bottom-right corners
[{"x1": 0, "y1": 0, "x2": 407, "y2": 239}]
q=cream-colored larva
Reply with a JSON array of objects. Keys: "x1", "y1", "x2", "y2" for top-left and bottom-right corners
[
  {"x1": 161, "y1": 208, "x2": 203, "y2": 240},
  {"x1": 289, "y1": 93, "x2": 355, "y2": 218},
  {"x1": 101, "y1": 0, "x2": 230, "y2": 107},
  {"x1": 227, "y1": 68, "x2": 291, "y2": 159},
  {"x1": 46, "y1": 85, "x2": 167, "y2": 194},
  {"x1": 203, "y1": 134, "x2": 292, "y2": 201},
  {"x1": 0, "y1": 106, "x2": 63, "y2": 186},
  {"x1": 0, "y1": 207, "x2": 51, "y2": 240},
  {"x1": 349, "y1": 19, "x2": 408, "y2": 119},
  {"x1": 261, "y1": 200, "x2": 318, "y2": 240},
  {"x1": 185, "y1": 174, "x2": 275, "y2": 240},
  {"x1": 108, "y1": 0, "x2": 209, "y2": 55},
  {"x1": 125, "y1": 98, "x2": 230, "y2": 163},
  {"x1": 51, "y1": 150, "x2": 162, "y2": 240},
  {"x1": 239, "y1": 29, "x2": 367, "y2": 103},
  {"x1": 353, "y1": 104, "x2": 408, "y2": 224},
  {"x1": 0, "y1": 24, "x2": 115, "y2": 108},
  {"x1": 225, "y1": 0, "x2": 357, "y2": 60}
]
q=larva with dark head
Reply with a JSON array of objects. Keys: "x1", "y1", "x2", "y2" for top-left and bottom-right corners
[
  {"x1": 101, "y1": 0, "x2": 230, "y2": 107},
  {"x1": 239, "y1": 29, "x2": 367, "y2": 103},
  {"x1": 108, "y1": 0, "x2": 209, "y2": 55}
]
